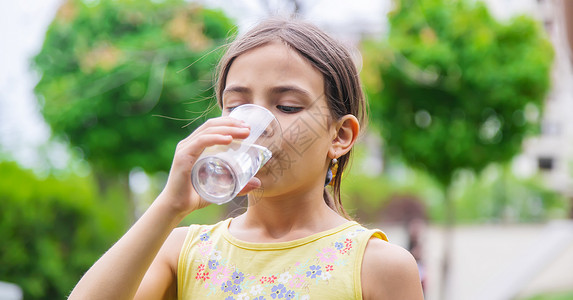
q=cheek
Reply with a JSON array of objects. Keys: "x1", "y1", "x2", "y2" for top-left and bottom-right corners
[
  {"x1": 281, "y1": 117, "x2": 326, "y2": 159},
  {"x1": 265, "y1": 118, "x2": 330, "y2": 173}
]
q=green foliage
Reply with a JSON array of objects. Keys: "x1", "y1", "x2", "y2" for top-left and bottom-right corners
[
  {"x1": 362, "y1": 0, "x2": 554, "y2": 185},
  {"x1": 0, "y1": 161, "x2": 129, "y2": 299},
  {"x1": 33, "y1": 0, "x2": 236, "y2": 175},
  {"x1": 180, "y1": 204, "x2": 226, "y2": 225},
  {"x1": 341, "y1": 143, "x2": 443, "y2": 223},
  {"x1": 448, "y1": 165, "x2": 568, "y2": 223},
  {"x1": 341, "y1": 144, "x2": 568, "y2": 224}
]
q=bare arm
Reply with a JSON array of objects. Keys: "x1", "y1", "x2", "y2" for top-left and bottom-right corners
[
  {"x1": 361, "y1": 238, "x2": 424, "y2": 300},
  {"x1": 133, "y1": 227, "x2": 188, "y2": 300},
  {"x1": 68, "y1": 117, "x2": 252, "y2": 300},
  {"x1": 68, "y1": 199, "x2": 187, "y2": 300}
]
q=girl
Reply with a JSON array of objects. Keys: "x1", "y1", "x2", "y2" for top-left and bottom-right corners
[{"x1": 69, "y1": 17, "x2": 424, "y2": 300}]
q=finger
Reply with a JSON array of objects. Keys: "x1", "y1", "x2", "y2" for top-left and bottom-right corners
[
  {"x1": 176, "y1": 129, "x2": 249, "y2": 159},
  {"x1": 179, "y1": 121, "x2": 250, "y2": 146},
  {"x1": 199, "y1": 126, "x2": 251, "y2": 138},
  {"x1": 175, "y1": 134, "x2": 233, "y2": 162},
  {"x1": 192, "y1": 117, "x2": 250, "y2": 135}
]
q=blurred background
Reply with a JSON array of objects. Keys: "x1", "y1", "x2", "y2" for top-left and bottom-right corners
[{"x1": 1, "y1": 0, "x2": 572, "y2": 299}]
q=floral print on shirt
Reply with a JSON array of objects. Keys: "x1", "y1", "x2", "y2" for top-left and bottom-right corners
[{"x1": 192, "y1": 227, "x2": 366, "y2": 299}]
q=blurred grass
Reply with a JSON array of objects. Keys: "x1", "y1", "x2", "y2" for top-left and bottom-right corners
[{"x1": 523, "y1": 290, "x2": 573, "y2": 300}]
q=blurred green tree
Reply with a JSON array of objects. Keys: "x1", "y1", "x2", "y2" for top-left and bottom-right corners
[
  {"x1": 450, "y1": 165, "x2": 568, "y2": 223},
  {"x1": 33, "y1": 0, "x2": 235, "y2": 179},
  {"x1": 363, "y1": 0, "x2": 553, "y2": 186},
  {"x1": 0, "y1": 161, "x2": 129, "y2": 300},
  {"x1": 362, "y1": 0, "x2": 553, "y2": 295}
]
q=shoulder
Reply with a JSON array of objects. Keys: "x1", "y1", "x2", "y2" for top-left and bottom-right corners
[
  {"x1": 166, "y1": 220, "x2": 228, "y2": 266},
  {"x1": 361, "y1": 237, "x2": 424, "y2": 300},
  {"x1": 168, "y1": 226, "x2": 191, "y2": 247},
  {"x1": 162, "y1": 227, "x2": 192, "y2": 270},
  {"x1": 134, "y1": 227, "x2": 192, "y2": 300}
]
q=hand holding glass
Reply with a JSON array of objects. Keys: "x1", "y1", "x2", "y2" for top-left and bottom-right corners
[{"x1": 191, "y1": 104, "x2": 281, "y2": 204}]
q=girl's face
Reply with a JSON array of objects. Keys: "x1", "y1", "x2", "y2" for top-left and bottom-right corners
[{"x1": 222, "y1": 41, "x2": 336, "y2": 198}]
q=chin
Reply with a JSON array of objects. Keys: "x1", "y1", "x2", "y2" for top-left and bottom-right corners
[{"x1": 256, "y1": 165, "x2": 283, "y2": 186}]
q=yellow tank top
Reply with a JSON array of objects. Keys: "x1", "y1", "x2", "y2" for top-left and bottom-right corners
[{"x1": 177, "y1": 218, "x2": 387, "y2": 299}]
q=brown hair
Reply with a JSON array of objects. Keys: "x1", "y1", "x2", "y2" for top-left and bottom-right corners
[{"x1": 215, "y1": 17, "x2": 367, "y2": 219}]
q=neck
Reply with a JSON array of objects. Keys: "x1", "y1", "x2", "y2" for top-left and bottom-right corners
[{"x1": 230, "y1": 189, "x2": 348, "y2": 242}]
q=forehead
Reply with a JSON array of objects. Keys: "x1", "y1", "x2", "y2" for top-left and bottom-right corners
[{"x1": 224, "y1": 42, "x2": 324, "y2": 95}]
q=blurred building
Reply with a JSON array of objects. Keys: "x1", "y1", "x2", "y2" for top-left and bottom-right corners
[
  {"x1": 524, "y1": 0, "x2": 573, "y2": 200},
  {"x1": 484, "y1": 0, "x2": 573, "y2": 201}
]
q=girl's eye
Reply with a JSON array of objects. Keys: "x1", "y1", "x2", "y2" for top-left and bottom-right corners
[{"x1": 277, "y1": 105, "x2": 303, "y2": 114}]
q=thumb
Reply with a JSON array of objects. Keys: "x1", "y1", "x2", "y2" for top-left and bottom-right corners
[{"x1": 238, "y1": 177, "x2": 262, "y2": 195}]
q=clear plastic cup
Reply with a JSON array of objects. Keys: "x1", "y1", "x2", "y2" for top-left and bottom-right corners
[{"x1": 191, "y1": 104, "x2": 281, "y2": 204}]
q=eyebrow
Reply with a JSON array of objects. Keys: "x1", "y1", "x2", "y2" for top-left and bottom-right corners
[
  {"x1": 223, "y1": 85, "x2": 313, "y2": 99},
  {"x1": 270, "y1": 85, "x2": 313, "y2": 99},
  {"x1": 222, "y1": 85, "x2": 251, "y2": 96}
]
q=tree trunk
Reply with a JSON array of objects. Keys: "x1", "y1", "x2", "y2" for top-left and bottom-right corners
[
  {"x1": 569, "y1": 196, "x2": 573, "y2": 219},
  {"x1": 439, "y1": 184, "x2": 455, "y2": 300}
]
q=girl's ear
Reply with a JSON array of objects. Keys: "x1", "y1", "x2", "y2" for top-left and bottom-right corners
[{"x1": 329, "y1": 114, "x2": 360, "y2": 159}]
